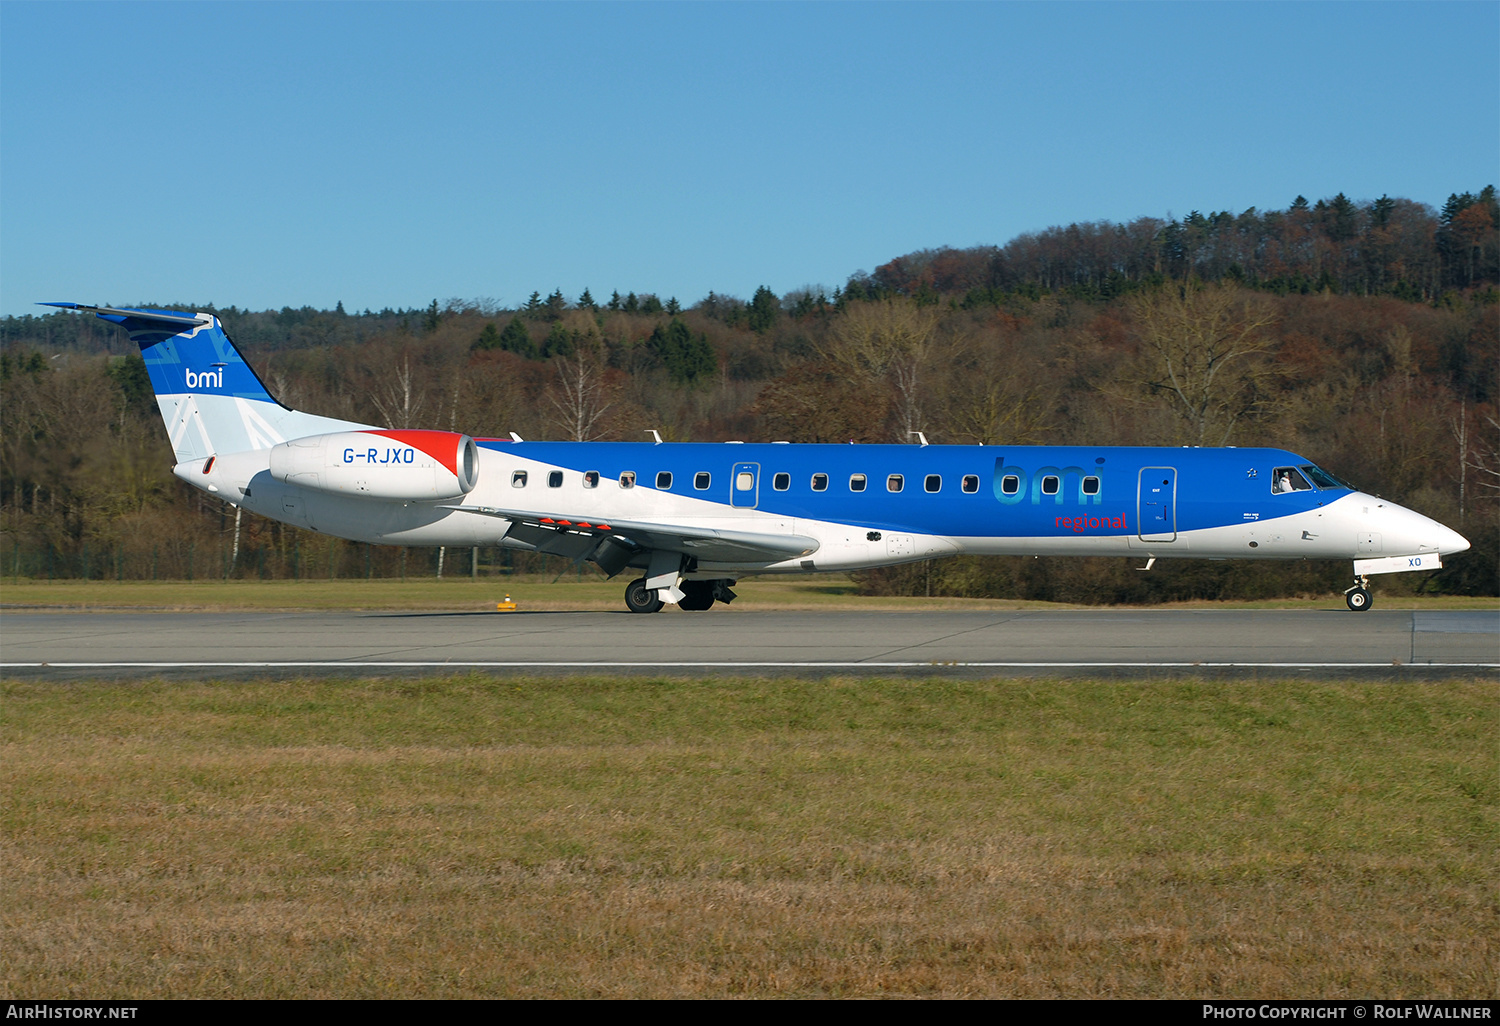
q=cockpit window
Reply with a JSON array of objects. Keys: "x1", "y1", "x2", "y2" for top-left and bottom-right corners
[
  {"x1": 1271, "y1": 467, "x2": 1312, "y2": 494},
  {"x1": 1299, "y1": 465, "x2": 1346, "y2": 490}
]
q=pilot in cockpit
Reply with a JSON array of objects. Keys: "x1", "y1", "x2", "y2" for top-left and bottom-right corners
[{"x1": 1272, "y1": 468, "x2": 1311, "y2": 494}]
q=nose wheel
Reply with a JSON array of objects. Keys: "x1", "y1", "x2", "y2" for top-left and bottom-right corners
[{"x1": 1344, "y1": 576, "x2": 1373, "y2": 612}]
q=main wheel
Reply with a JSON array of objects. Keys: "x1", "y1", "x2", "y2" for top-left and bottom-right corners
[
  {"x1": 1346, "y1": 587, "x2": 1373, "y2": 612},
  {"x1": 625, "y1": 577, "x2": 664, "y2": 614},
  {"x1": 678, "y1": 580, "x2": 716, "y2": 611}
]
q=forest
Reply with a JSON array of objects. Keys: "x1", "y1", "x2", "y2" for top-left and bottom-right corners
[{"x1": 2, "y1": 187, "x2": 1496, "y2": 600}]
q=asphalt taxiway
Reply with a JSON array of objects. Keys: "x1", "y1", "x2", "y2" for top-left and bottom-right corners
[{"x1": 2, "y1": 608, "x2": 1495, "y2": 677}]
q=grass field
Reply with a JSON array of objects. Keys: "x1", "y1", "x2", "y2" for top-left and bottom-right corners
[
  {"x1": 2, "y1": 575, "x2": 1496, "y2": 612},
  {"x1": 2, "y1": 674, "x2": 1494, "y2": 998}
]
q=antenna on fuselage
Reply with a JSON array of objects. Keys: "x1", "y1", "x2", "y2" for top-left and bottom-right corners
[
  {"x1": 509, "y1": 432, "x2": 524, "y2": 443},
  {"x1": 646, "y1": 430, "x2": 663, "y2": 444},
  {"x1": 908, "y1": 431, "x2": 929, "y2": 446}
]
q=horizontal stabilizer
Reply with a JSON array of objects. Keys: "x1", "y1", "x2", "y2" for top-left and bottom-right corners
[{"x1": 39, "y1": 302, "x2": 210, "y2": 327}]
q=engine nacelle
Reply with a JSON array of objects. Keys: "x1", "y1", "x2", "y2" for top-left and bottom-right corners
[{"x1": 269, "y1": 430, "x2": 479, "y2": 500}]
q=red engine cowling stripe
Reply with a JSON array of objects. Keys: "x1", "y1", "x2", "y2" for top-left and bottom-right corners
[{"x1": 363, "y1": 430, "x2": 461, "y2": 476}]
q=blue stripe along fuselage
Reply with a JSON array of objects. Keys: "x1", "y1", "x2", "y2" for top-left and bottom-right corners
[{"x1": 474, "y1": 441, "x2": 1343, "y2": 538}]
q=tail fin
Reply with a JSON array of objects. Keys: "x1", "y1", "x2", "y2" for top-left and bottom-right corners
[{"x1": 41, "y1": 303, "x2": 369, "y2": 461}]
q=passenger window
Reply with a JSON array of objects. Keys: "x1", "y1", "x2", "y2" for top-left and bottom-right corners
[
  {"x1": 962, "y1": 475, "x2": 979, "y2": 493},
  {"x1": 619, "y1": 471, "x2": 635, "y2": 489},
  {"x1": 773, "y1": 472, "x2": 790, "y2": 491},
  {"x1": 583, "y1": 471, "x2": 599, "y2": 489},
  {"x1": 1001, "y1": 474, "x2": 1021, "y2": 495},
  {"x1": 1083, "y1": 476, "x2": 1100, "y2": 495},
  {"x1": 1272, "y1": 467, "x2": 1312, "y2": 494},
  {"x1": 850, "y1": 473, "x2": 867, "y2": 492},
  {"x1": 887, "y1": 474, "x2": 904, "y2": 492},
  {"x1": 811, "y1": 473, "x2": 828, "y2": 491},
  {"x1": 694, "y1": 472, "x2": 711, "y2": 490},
  {"x1": 511, "y1": 470, "x2": 528, "y2": 488},
  {"x1": 925, "y1": 474, "x2": 941, "y2": 493},
  {"x1": 656, "y1": 471, "x2": 672, "y2": 489},
  {"x1": 1041, "y1": 475, "x2": 1060, "y2": 495},
  {"x1": 548, "y1": 471, "x2": 563, "y2": 488}
]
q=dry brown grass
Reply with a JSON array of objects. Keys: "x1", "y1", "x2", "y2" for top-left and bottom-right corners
[
  {"x1": 3, "y1": 576, "x2": 1495, "y2": 612},
  {"x1": 2, "y1": 676, "x2": 1494, "y2": 998}
]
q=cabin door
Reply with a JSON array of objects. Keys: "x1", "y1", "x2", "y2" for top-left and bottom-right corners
[
  {"x1": 1137, "y1": 467, "x2": 1177, "y2": 542},
  {"x1": 730, "y1": 462, "x2": 760, "y2": 508}
]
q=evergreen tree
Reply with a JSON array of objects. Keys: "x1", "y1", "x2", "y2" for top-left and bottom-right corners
[
  {"x1": 423, "y1": 299, "x2": 441, "y2": 333},
  {"x1": 608, "y1": 290, "x2": 621, "y2": 311},
  {"x1": 106, "y1": 353, "x2": 154, "y2": 416},
  {"x1": 545, "y1": 289, "x2": 567, "y2": 319},
  {"x1": 747, "y1": 285, "x2": 780, "y2": 332},
  {"x1": 543, "y1": 321, "x2": 575, "y2": 358},
  {"x1": 499, "y1": 317, "x2": 536, "y2": 358},
  {"x1": 524, "y1": 291, "x2": 543, "y2": 317},
  {"x1": 473, "y1": 323, "x2": 502, "y2": 351},
  {"x1": 666, "y1": 297, "x2": 681, "y2": 315},
  {"x1": 1330, "y1": 192, "x2": 1357, "y2": 240},
  {"x1": 647, "y1": 317, "x2": 717, "y2": 385},
  {"x1": 641, "y1": 294, "x2": 664, "y2": 315},
  {"x1": 578, "y1": 288, "x2": 596, "y2": 310},
  {"x1": 624, "y1": 292, "x2": 639, "y2": 314}
]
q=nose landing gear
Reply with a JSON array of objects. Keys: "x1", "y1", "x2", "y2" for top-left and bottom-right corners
[{"x1": 1344, "y1": 575, "x2": 1373, "y2": 612}]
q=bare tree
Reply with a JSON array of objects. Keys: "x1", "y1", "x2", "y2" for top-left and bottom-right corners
[
  {"x1": 546, "y1": 349, "x2": 614, "y2": 441},
  {"x1": 1465, "y1": 408, "x2": 1500, "y2": 511},
  {"x1": 1122, "y1": 284, "x2": 1280, "y2": 445},
  {"x1": 817, "y1": 299, "x2": 939, "y2": 441},
  {"x1": 939, "y1": 369, "x2": 1051, "y2": 445},
  {"x1": 1450, "y1": 399, "x2": 1469, "y2": 518},
  {"x1": 370, "y1": 354, "x2": 427, "y2": 429}
]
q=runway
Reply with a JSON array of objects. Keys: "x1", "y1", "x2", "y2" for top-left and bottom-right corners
[{"x1": 2, "y1": 608, "x2": 1496, "y2": 677}]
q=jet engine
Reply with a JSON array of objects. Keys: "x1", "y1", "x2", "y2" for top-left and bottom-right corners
[{"x1": 269, "y1": 429, "x2": 479, "y2": 500}]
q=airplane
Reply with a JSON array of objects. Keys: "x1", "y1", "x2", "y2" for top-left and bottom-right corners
[{"x1": 42, "y1": 302, "x2": 1471, "y2": 613}]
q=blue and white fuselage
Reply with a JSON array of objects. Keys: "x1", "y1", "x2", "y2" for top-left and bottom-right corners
[{"x1": 45, "y1": 303, "x2": 1469, "y2": 612}]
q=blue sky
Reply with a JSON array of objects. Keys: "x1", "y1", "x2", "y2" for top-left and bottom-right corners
[{"x1": 2, "y1": 1, "x2": 1496, "y2": 318}]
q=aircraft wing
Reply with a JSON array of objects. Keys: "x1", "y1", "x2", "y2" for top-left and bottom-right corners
[{"x1": 441, "y1": 504, "x2": 820, "y2": 566}]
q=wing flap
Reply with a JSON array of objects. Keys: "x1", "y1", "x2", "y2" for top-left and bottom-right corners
[{"x1": 442, "y1": 505, "x2": 819, "y2": 564}]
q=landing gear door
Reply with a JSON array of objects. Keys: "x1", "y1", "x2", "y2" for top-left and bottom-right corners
[
  {"x1": 730, "y1": 462, "x2": 760, "y2": 509},
  {"x1": 1138, "y1": 467, "x2": 1177, "y2": 542}
]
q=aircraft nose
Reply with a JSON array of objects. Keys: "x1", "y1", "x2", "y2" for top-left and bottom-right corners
[
  {"x1": 1437, "y1": 523, "x2": 1470, "y2": 556},
  {"x1": 1394, "y1": 504, "x2": 1470, "y2": 556},
  {"x1": 1357, "y1": 495, "x2": 1471, "y2": 557}
]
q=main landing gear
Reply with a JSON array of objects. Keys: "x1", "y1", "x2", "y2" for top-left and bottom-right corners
[
  {"x1": 623, "y1": 577, "x2": 737, "y2": 613},
  {"x1": 625, "y1": 577, "x2": 665, "y2": 614},
  {"x1": 1344, "y1": 575, "x2": 1373, "y2": 612}
]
